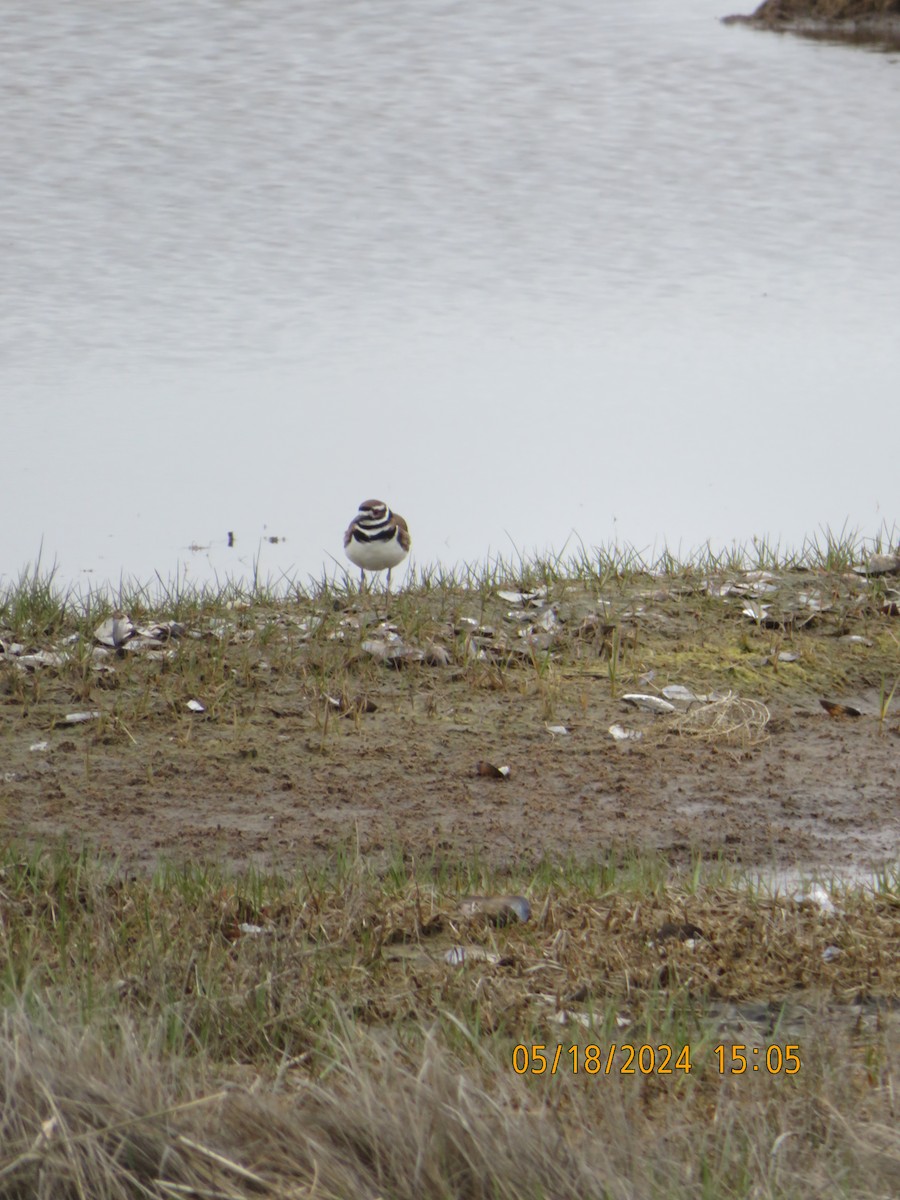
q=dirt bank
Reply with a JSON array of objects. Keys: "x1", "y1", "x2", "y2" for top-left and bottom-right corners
[{"x1": 725, "y1": 0, "x2": 900, "y2": 50}]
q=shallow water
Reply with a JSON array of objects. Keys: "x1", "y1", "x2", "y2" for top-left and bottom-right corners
[{"x1": 3, "y1": 0, "x2": 899, "y2": 590}]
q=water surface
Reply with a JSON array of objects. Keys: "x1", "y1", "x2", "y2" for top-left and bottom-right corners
[{"x1": 3, "y1": 0, "x2": 899, "y2": 589}]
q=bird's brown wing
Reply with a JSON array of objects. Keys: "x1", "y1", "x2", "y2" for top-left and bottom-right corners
[{"x1": 394, "y1": 514, "x2": 411, "y2": 551}]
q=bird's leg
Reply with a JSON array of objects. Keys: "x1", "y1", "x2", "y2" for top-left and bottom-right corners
[
  {"x1": 359, "y1": 568, "x2": 367, "y2": 594},
  {"x1": 386, "y1": 567, "x2": 393, "y2": 594}
]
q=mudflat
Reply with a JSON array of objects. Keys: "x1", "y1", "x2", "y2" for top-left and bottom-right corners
[{"x1": 2, "y1": 562, "x2": 897, "y2": 879}]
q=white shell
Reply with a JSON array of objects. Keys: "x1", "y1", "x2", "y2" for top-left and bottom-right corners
[
  {"x1": 94, "y1": 614, "x2": 135, "y2": 648},
  {"x1": 186, "y1": 699, "x2": 205, "y2": 713},
  {"x1": 661, "y1": 684, "x2": 705, "y2": 703},
  {"x1": 797, "y1": 883, "x2": 836, "y2": 915},
  {"x1": 621, "y1": 694, "x2": 676, "y2": 714},
  {"x1": 534, "y1": 607, "x2": 559, "y2": 633},
  {"x1": 741, "y1": 601, "x2": 770, "y2": 621},
  {"x1": 423, "y1": 643, "x2": 452, "y2": 666},
  {"x1": 15, "y1": 651, "x2": 68, "y2": 669},
  {"x1": 797, "y1": 592, "x2": 827, "y2": 612},
  {"x1": 856, "y1": 554, "x2": 900, "y2": 576},
  {"x1": 443, "y1": 946, "x2": 501, "y2": 966},
  {"x1": 608, "y1": 723, "x2": 642, "y2": 742},
  {"x1": 458, "y1": 894, "x2": 529, "y2": 922},
  {"x1": 555, "y1": 1010, "x2": 596, "y2": 1028},
  {"x1": 555, "y1": 1010, "x2": 631, "y2": 1029},
  {"x1": 496, "y1": 587, "x2": 548, "y2": 605}
]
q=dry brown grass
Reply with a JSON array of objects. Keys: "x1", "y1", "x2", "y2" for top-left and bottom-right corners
[
  {"x1": 0, "y1": 848, "x2": 897, "y2": 1197},
  {"x1": 675, "y1": 693, "x2": 771, "y2": 747},
  {"x1": 0, "y1": 1002, "x2": 898, "y2": 1200}
]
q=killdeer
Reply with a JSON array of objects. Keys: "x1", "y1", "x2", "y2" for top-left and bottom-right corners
[{"x1": 344, "y1": 499, "x2": 411, "y2": 589}]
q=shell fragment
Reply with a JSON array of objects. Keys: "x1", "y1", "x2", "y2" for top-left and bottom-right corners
[
  {"x1": 621, "y1": 694, "x2": 676, "y2": 714},
  {"x1": 458, "y1": 895, "x2": 530, "y2": 924},
  {"x1": 608, "y1": 723, "x2": 642, "y2": 742},
  {"x1": 444, "y1": 946, "x2": 502, "y2": 966},
  {"x1": 660, "y1": 684, "x2": 709, "y2": 704}
]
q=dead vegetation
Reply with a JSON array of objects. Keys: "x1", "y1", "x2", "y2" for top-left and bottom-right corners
[
  {"x1": 0, "y1": 847, "x2": 897, "y2": 1199},
  {"x1": 1, "y1": 1002, "x2": 897, "y2": 1200},
  {"x1": 675, "y1": 693, "x2": 771, "y2": 746}
]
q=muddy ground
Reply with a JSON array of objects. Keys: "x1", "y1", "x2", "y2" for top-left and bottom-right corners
[{"x1": 2, "y1": 567, "x2": 898, "y2": 879}]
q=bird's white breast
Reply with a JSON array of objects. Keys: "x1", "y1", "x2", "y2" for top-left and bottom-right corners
[{"x1": 345, "y1": 533, "x2": 408, "y2": 571}]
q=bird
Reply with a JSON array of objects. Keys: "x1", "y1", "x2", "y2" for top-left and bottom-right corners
[{"x1": 343, "y1": 499, "x2": 411, "y2": 590}]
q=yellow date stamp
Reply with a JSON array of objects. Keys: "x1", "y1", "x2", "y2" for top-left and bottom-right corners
[{"x1": 511, "y1": 1043, "x2": 801, "y2": 1076}]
